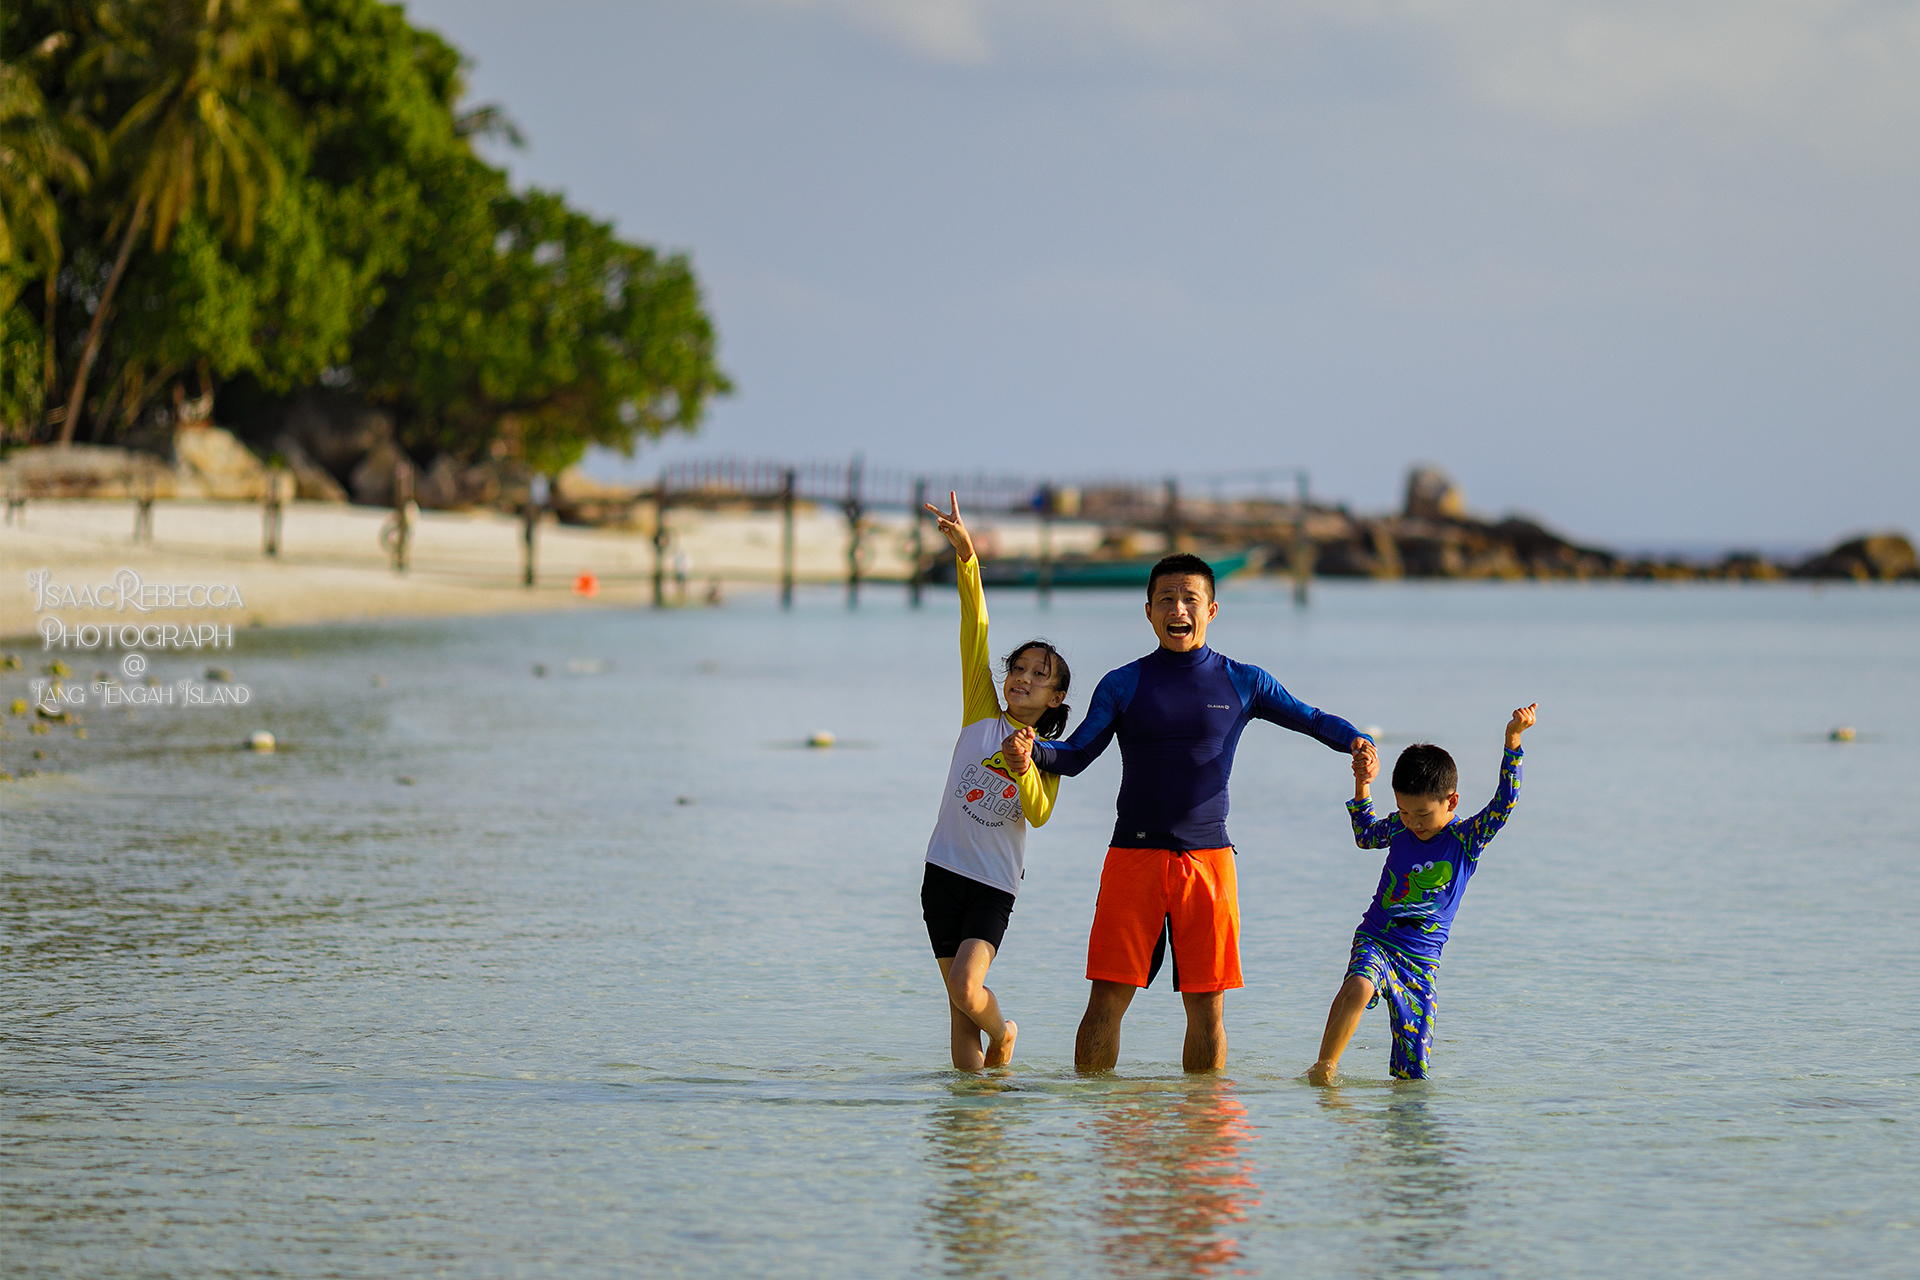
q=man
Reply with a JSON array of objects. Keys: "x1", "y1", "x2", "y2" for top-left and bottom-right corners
[{"x1": 1002, "y1": 553, "x2": 1372, "y2": 1072}]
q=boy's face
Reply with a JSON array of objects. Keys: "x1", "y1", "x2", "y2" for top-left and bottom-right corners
[
  {"x1": 1393, "y1": 790, "x2": 1460, "y2": 840},
  {"x1": 1146, "y1": 574, "x2": 1217, "y2": 652}
]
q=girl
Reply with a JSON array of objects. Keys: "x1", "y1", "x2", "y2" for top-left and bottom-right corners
[{"x1": 920, "y1": 493, "x2": 1072, "y2": 1070}]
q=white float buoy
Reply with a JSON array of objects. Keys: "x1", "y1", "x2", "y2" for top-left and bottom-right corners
[
  {"x1": 248, "y1": 731, "x2": 276, "y2": 752},
  {"x1": 808, "y1": 731, "x2": 836, "y2": 748}
]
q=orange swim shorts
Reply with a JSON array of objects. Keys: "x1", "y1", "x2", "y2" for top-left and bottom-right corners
[{"x1": 1085, "y1": 846, "x2": 1243, "y2": 993}]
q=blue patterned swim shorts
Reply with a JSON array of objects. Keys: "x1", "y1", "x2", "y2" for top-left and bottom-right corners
[{"x1": 1347, "y1": 931, "x2": 1441, "y2": 1080}]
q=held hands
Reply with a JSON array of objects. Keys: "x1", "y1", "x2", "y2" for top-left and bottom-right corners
[
  {"x1": 1001, "y1": 725, "x2": 1035, "y2": 776},
  {"x1": 1505, "y1": 703, "x2": 1537, "y2": 750},
  {"x1": 925, "y1": 490, "x2": 975, "y2": 562},
  {"x1": 1351, "y1": 737, "x2": 1378, "y2": 798}
]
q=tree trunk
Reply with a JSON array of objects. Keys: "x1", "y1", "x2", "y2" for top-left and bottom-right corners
[
  {"x1": 58, "y1": 190, "x2": 150, "y2": 448},
  {"x1": 43, "y1": 269, "x2": 57, "y2": 414}
]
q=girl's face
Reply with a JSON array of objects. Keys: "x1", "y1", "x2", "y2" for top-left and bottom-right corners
[{"x1": 1003, "y1": 648, "x2": 1065, "y2": 726}]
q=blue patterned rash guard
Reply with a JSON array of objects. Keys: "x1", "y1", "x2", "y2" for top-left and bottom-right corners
[
  {"x1": 1348, "y1": 746, "x2": 1523, "y2": 961},
  {"x1": 1031, "y1": 644, "x2": 1366, "y2": 851}
]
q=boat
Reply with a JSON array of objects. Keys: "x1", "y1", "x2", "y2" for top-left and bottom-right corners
[{"x1": 927, "y1": 551, "x2": 1252, "y2": 590}]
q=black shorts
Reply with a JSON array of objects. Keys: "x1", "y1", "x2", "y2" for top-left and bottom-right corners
[{"x1": 921, "y1": 862, "x2": 1016, "y2": 958}]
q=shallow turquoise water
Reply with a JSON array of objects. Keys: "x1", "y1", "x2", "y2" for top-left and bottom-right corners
[{"x1": 3, "y1": 581, "x2": 1917, "y2": 1277}]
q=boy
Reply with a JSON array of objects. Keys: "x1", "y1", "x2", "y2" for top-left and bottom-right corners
[{"x1": 1307, "y1": 703, "x2": 1537, "y2": 1084}]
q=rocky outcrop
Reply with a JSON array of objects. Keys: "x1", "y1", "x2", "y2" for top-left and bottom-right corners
[
  {"x1": 1793, "y1": 533, "x2": 1919, "y2": 581},
  {"x1": 1, "y1": 444, "x2": 165, "y2": 498},
  {"x1": 0, "y1": 426, "x2": 280, "y2": 501},
  {"x1": 276, "y1": 392, "x2": 397, "y2": 491},
  {"x1": 1309, "y1": 513, "x2": 1613, "y2": 580},
  {"x1": 552, "y1": 467, "x2": 643, "y2": 526}
]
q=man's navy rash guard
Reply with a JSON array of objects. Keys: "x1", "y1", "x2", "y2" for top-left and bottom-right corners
[{"x1": 1033, "y1": 645, "x2": 1366, "y2": 852}]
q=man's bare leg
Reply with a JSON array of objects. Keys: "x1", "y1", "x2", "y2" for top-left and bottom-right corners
[
  {"x1": 939, "y1": 941, "x2": 1016, "y2": 1070},
  {"x1": 1307, "y1": 974, "x2": 1375, "y2": 1085},
  {"x1": 1182, "y1": 990, "x2": 1228, "y2": 1072},
  {"x1": 1074, "y1": 979, "x2": 1137, "y2": 1072}
]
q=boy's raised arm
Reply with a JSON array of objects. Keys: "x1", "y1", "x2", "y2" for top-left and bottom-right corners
[
  {"x1": 1505, "y1": 703, "x2": 1536, "y2": 751},
  {"x1": 1464, "y1": 703, "x2": 1534, "y2": 848}
]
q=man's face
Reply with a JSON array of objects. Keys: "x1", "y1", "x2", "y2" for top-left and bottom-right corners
[{"x1": 1146, "y1": 574, "x2": 1218, "y2": 652}]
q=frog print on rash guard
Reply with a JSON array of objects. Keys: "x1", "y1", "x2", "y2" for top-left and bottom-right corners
[
  {"x1": 1342, "y1": 746, "x2": 1522, "y2": 1078},
  {"x1": 1347, "y1": 746, "x2": 1522, "y2": 962}
]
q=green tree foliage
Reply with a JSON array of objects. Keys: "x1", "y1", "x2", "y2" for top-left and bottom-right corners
[
  {"x1": 0, "y1": 30, "x2": 95, "y2": 438},
  {"x1": 362, "y1": 185, "x2": 729, "y2": 475},
  {"x1": 58, "y1": 0, "x2": 305, "y2": 443},
  {"x1": 3, "y1": 0, "x2": 728, "y2": 471}
]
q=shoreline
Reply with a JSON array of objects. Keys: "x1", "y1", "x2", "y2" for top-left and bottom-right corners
[{"x1": 6, "y1": 498, "x2": 1910, "y2": 648}]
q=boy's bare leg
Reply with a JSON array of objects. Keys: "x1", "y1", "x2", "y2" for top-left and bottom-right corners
[
  {"x1": 1074, "y1": 979, "x2": 1138, "y2": 1073},
  {"x1": 1308, "y1": 975, "x2": 1375, "y2": 1085},
  {"x1": 940, "y1": 941, "x2": 1015, "y2": 1069},
  {"x1": 1182, "y1": 991, "x2": 1227, "y2": 1072}
]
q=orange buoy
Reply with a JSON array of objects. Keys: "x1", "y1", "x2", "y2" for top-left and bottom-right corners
[{"x1": 573, "y1": 572, "x2": 600, "y2": 597}]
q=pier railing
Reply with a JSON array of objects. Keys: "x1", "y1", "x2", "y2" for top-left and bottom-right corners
[{"x1": 653, "y1": 455, "x2": 1316, "y2": 610}]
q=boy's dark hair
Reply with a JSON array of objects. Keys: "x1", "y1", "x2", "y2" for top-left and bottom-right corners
[
  {"x1": 1003, "y1": 640, "x2": 1072, "y2": 738},
  {"x1": 1392, "y1": 744, "x2": 1458, "y2": 799},
  {"x1": 1147, "y1": 553, "x2": 1216, "y2": 602}
]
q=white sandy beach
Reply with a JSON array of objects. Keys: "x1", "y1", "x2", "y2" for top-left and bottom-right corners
[{"x1": 0, "y1": 499, "x2": 906, "y2": 636}]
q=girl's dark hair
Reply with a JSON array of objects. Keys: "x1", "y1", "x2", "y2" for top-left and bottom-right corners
[{"x1": 1003, "y1": 640, "x2": 1072, "y2": 739}]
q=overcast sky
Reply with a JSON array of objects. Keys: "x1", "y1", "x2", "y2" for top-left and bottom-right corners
[{"x1": 403, "y1": 0, "x2": 1919, "y2": 550}]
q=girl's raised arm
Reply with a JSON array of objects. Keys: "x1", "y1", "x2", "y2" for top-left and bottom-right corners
[{"x1": 927, "y1": 493, "x2": 1001, "y2": 727}]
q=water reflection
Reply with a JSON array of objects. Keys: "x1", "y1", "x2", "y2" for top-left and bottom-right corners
[
  {"x1": 1085, "y1": 1081, "x2": 1262, "y2": 1279},
  {"x1": 921, "y1": 1083, "x2": 1051, "y2": 1278},
  {"x1": 1316, "y1": 1085, "x2": 1472, "y2": 1270}
]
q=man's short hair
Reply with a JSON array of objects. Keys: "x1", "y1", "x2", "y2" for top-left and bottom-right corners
[
  {"x1": 1392, "y1": 744, "x2": 1457, "y2": 799},
  {"x1": 1147, "y1": 553, "x2": 1216, "y2": 601}
]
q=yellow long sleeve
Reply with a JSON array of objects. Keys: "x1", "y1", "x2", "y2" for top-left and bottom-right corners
[
  {"x1": 957, "y1": 554, "x2": 1002, "y2": 726},
  {"x1": 958, "y1": 554, "x2": 1060, "y2": 826},
  {"x1": 1013, "y1": 760, "x2": 1060, "y2": 828}
]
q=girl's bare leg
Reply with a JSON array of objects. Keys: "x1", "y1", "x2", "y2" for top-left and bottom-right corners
[
  {"x1": 946, "y1": 996, "x2": 986, "y2": 1071},
  {"x1": 938, "y1": 941, "x2": 1016, "y2": 1070},
  {"x1": 1308, "y1": 975, "x2": 1375, "y2": 1085}
]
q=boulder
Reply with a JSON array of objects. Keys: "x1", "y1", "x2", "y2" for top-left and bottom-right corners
[
  {"x1": 267, "y1": 434, "x2": 349, "y2": 502},
  {"x1": 277, "y1": 392, "x2": 396, "y2": 488},
  {"x1": 1795, "y1": 532, "x2": 1919, "y2": 581},
  {"x1": 349, "y1": 440, "x2": 411, "y2": 507},
  {"x1": 173, "y1": 425, "x2": 268, "y2": 500},
  {"x1": 1404, "y1": 466, "x2": 1468, "y2": 520},
  {"x1": 413, "y1": 454, "x2": 466, "y2": 509},
  {"x1": 551, "y1": 466, "x2": 643, "y2": 525},
  {"x1": 1, "y1": 444, "x2": 173, "y2": 499},
  {"x1": 415, "y1": 454, "x2": 516, "y2": 509}
]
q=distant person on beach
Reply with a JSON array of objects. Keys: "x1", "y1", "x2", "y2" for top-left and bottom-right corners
[
  {"x1": 919, "y1": 493, "x2": 1071, "y2": 1070},
  {"x1": 1001, "y1": 554, "x2": 1370, "y2": 1072},
  {"x1": 1307, "y1": 705, "x2": 1536, "y2": 1084}
]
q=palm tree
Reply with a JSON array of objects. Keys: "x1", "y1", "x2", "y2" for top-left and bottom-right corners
[
  {"x1": 0, "y1": 37, "x2": 92, "y2": 436},
  {"x1": 58, "y1": 0, "x2": 305, "y2": 446}
]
